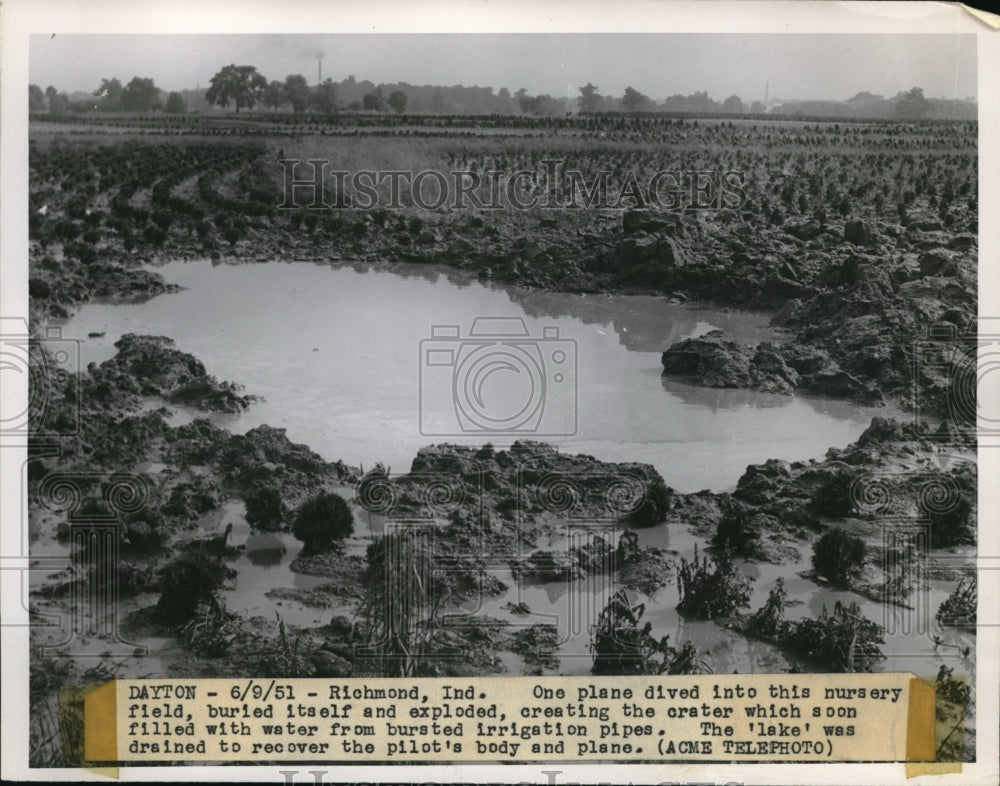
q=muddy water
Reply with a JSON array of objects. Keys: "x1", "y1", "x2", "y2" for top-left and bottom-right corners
[
  {"x1": 49, "y1": 258, "x2": 973, "y2": 677},
  {"x1": 633, "y1": 524, "x2": 974, "y2": 675},
  {"x1": 191, "y1": 501, "x2": 334, "y2": 627},
  {"x1": 60, "y1": 259, "x2": 900, "y2": 493}
]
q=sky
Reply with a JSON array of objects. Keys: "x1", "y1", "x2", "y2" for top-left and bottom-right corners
[{"x1": 29, "y1": 33, "x2": 978, "y2": 102}]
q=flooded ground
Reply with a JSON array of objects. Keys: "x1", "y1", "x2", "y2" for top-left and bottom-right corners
[
  {"x1": 59, "y1": 259, "x2": 901, "y2": 493},
  {"x1": 33, "y1": 258, "x2": 971, "y2": 679}
]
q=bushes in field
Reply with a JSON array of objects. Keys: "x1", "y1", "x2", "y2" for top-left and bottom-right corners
[
  {"x1": 677, "y1": 546, "x2": 752, "y2": 619},
  {"x1": 925, "y1": 489, "x2": 975, "y2": 547},
  {"x1": 156, "y1": 551, "x2": 235, "y2": 624},
  {"x1": 29, "y1": 123, "x2": 976, "y2": 264},
  {"x1": 744, "y1": 579, "x2": 885, "y2": 672},
  {"x1": 623, "y1": 475, "x2": 673, "y2": 528},
  {"x1": 181, "y1": 598, "x2": 237, "y2": 657},
  {"x1": 142, "y1": 223, "x2": 167, "y2": 246},
  {"x1": 743, "y1": 579, "x2": 885, "y2": 672},
  {"x1": 292, "y1": 492, "x2": 354, "y2": 554},
  {"x1": 783, "y1": 601, "x2": 885, "y2": 672},
  {"x1": 934, "y1": 665, "x2": 969, "y2": 716},
  {"x1": 811, "y1": 467, "x2": 858, "y2": 518},
  {"x1": 811, "y1": 527, "x2": 866, "y2": 586},
  {"x1": 222, "y1": 225, "x2": 244, "y2": 246},
  {"x1": 591, "y1": 588, "x2": 708, "y2": 676},
  {"x1": 29, "y1": 656, "x2": 80, "y2": 767},
  {"x1": 243, "y1": 485, "x2": 286, "y2": 532},
  {"x1": 216, "y1": 213, "x2": 249, "y2": 246},
  {"x1": 711, "y1": 496, "x2": 763, "y2": 558},
  {"x1": 151, "y1": 210, "x2": 173, "y2": 231},
  {"x1": 121, "y1": 508, "x2": 166, "y2": 553},
  {"x1": 936, "y1": 574, "x2": 976, "y2": 629},
  {"x1": 745, "y1": 578, "x2": 792, "y2": 639},
  {"x1": 30, "y1": 139, "x2": 268, "y2": 256},
  {"x1": 510, "y1": 624, "x2": 560, "y2": 674}
]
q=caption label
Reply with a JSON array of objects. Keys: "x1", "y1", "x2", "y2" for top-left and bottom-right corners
[{"x1": 84, "y1": 674, "x2": 935, "y2": 763}]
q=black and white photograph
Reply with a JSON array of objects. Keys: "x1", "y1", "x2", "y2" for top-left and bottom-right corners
[{"x1": 1, "y1": 1, "x2": 997, "y2": 783}]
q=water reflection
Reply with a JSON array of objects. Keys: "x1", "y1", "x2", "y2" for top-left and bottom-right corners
[
  {"x1": 510, "y1": 288, "x2": 777, "y2": 352},
  {"x1": 245, "y1": 533, "x2": 288, "y2": 566},
  {"x1": 62, "y1": 258, "x2": 901, "y2": 493},
  {"x1": 660, "y1": 376, "x2": 791, "y2": 412}
]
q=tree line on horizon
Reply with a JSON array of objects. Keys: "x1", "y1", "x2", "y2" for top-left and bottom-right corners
[{"x1": 30, "y1": 65, "x2": 977, "y2": 120}]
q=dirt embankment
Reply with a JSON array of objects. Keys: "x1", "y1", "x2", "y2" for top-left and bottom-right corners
[
  {"x1": 28, "y1": 333, "x2": 976, "y2": 720},
  {"x1": 30, "y1": 196, "x2": 976, "y2": 417},
  {"x1": 26, "y1": 127, "x2": 978, "y2": 689},
  {"x1": 28, "y1": 125, "x2": 976, "y2": 417}
]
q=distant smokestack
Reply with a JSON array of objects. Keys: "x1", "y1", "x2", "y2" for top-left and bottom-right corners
[
  {"x1": 765, "y1": 81, "x2": 769, "y2": 104},
  {"x1": 317, "y1": 57, "x2": 323, "y2": 85}
]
